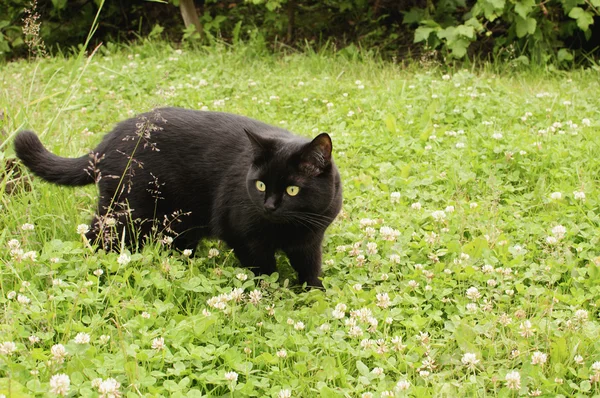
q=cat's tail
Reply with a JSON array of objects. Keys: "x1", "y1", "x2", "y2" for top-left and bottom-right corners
[{"x1": 14, "y1": 130, "x2": 95, "y2": 186}]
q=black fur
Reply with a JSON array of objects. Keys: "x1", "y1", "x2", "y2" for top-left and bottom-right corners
[{"x1": 14, "y1": 108, "x2": 343, "y2": 287}]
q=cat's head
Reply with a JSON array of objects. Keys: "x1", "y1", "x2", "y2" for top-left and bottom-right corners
[{"x1": 244, "y1": 129, "x2": 340, "y2": 225}]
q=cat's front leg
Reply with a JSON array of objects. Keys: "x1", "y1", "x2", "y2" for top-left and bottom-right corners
[
  {"x1": 283, "y1": 236, "x2": 324, "y2": 288},
  {"x1": 232, "y1": 243, "x2": 277, "y2": 276}
]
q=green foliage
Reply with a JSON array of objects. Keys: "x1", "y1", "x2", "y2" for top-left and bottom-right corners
[
  {"x1": 406, "y1": 0, "x2": 600, "y2": 62},
  {"x1": 1, "y1": 43, "x2": 600, "y2": 396}
]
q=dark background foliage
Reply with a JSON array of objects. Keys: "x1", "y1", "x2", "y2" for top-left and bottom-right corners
[{"x1": 1, "y1": 0, "x2": 599, "y2": 63}]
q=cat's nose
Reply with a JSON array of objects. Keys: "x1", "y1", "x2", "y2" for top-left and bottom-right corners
[{"x1": 264, "y1": 196, "x2": 278, "y2": 212}]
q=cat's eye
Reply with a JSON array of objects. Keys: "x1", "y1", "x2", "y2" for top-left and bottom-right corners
[
  {"x1": 255, "y1": 180, "x2": 266, "y2": 192},
  {"x1": 286, "y1": 186, "x2": 300, "y2": 196}
]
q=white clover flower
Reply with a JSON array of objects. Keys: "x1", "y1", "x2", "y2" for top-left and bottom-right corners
[
  {"x1": 98, "y1": 335, "x2": 111, "y2": 344},
  {"x1": 7, "y1": 291, "x2": 16, "y2": 300},
  {"x1": 456, "y1": 142, "x2": 465, "y2": 148},
  {"x1": 466, "y1": 303, "x2": 478, "y2": 312},
  {"x1": 431, "y1": 210, "x2": 446, "y2": 221},
  {"x1": 98, "y1": 377, "x2": 121, "y2": 397},
  {"x1": 352, "y1": 283, "x2": 362, "y2": 291},
  {"x1": 390, "y1": 192, "x2": 401, "y2": 203},
  {"x1": 21, "y1": 223, "x2": 34, "y2": 231},
  {"x1": 208, "y1": 248, "x2": 219, "y2": 258},
  {"x1": 162, "y1": 236, "x2": 173, "y2": 245},
  {"x1": 202, "y1": 309, "x2": 211, "y2": 316},
  {"x1": 411, "y1": 202, "x2": 422, "y2": 210},
  {"x1": 505, "y1": 371, "x2": 521, "y2": 390},
  {"x1": 466, "y1": 287, "x2": 481, "y2": 301},
  {"x1": 224, "y1": 371, "x2": 238, "y2": 382},
  {"x1": 552, "y1": 225, "x2": 566, "y2": 239},
  {"x1": 381, "y1": 391, "x2": 394, "y2": 397},
  {"x1": 546, "y1": 236, "x2": 558, "y2": 245},
  {"x1": 7, "y1": 239, "x2": 20, "y2": 250},
  {"x1": 550, "y1": 192, "x2": 562, "y2": 200},
  {"x1": 582, "y1": 118, "x2": 591, "y2": 126},
  {"x1": 591, "y1": 361, "x2": 600, "y2": 371},
  {"x1": 151, "y1": 337, "x2": 165, "y2": 351},
  {"x1": 17, "y1": 294, "x2": 30, "y2": 304},
  {"x1": 49, "y1": 373, "x2": 70, "y2": 396},
  {"x1": 574, "y1": 354, "x2": 584, "y2": 364},
  {"x1": 531, "y1": 351, "x2": 547, "y2": 365},
  {"x1": 371, "y1": 367, "x2": 384, "y2": 376},
  {"x1": 396, "y1": 379, "x2": 410, "y2": 391},
  {"x1": 573, "y1": 191, "x2": 586, "y2": 200},
  {"x1": 278, "y1": 389, "x2": 292, "y2": 398},
  {"x1": 519, "y1": 320, "x2": 535, "y2": 337},
  {"x1": 51, "y1": 344, "x2": 67, "y2": 363},
  {"x1": 76, "y1": 224, "x2": 89, "y2": 235},
  {"x1": 248, "y1": 289, "x2": 262, "y2": 305},
  {"x1": 74, "y1": 332, "x2": 90, "y2": 344},
  {"x1": 445, "y1": 205, "x2": 455, "y2": 213},
  {"x1": 347, "y1": 110, "x2": 355, "y2": 117},
  {"x1": 376, "y1": 293, "x2": 391, "y2": 308},
  {"x1": 276, "y1": 348, "x2": 287, "y2": 358},
  {"x1": 366, "y1": 242, "x2": 378, "y2": 255},
  {"x1": 492, "y1": 132, "x2": 503, "y2": 140},
  {"x1": 461, "y1": 352, "x2": 479, "y2": 369},
  {"x1": 294, "y1": 321, "x2": 305, "y2": 331},
  {"x1": 236, "y1": 273, "x2": 248, "y2": 281},
  {"x1": 574, "y1": 309, "x2": 588, "y2": 322},
  {"x1": 117, "y1": 253, "x2": 130, "y2": 266},
  {"x1": 183, "y1": 249, "x2": 193, "y2": 257},
  {"x1": 29, "y1": 335, "x2": 40, "y2": 344},
  {"x1": 0, "y1": 342, "x2": 17, "y2": 356},
  {"x1": 408, "y1": 280, "x2": 419, "y2": 288}
]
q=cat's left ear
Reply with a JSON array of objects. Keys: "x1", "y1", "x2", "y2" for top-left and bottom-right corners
[
  {"x1": 299, "y1": 133, "x2": 332, "y2": 176},
  {"x1": 244, "y1": 128, "x2": 269, "y2": 154}
]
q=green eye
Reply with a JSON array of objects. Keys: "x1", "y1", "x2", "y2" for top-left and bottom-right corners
[
  {"x1": 255, "y1": 180, "x2": 266, "y2": 192},
  {"x1": 286, "y1": 186, "x2": 300, "y2": 196}
]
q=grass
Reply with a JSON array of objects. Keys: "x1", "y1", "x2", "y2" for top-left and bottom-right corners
[{"x1": 1, "y1": 41, "x2": 600, "y2": 397}]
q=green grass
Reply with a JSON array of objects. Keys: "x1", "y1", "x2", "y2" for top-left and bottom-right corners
[{"x1": 1, "y1": 42, "x2": 600, "y2": 397}]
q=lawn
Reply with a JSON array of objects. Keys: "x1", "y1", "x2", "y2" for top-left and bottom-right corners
[{"x1": 1, "y1": 42, "x2": 600, "y2": 397}]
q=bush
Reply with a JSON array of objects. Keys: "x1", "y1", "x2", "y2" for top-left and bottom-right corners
[{"x1": 1, "y1": 0, "x2": 598, "y2": 63}]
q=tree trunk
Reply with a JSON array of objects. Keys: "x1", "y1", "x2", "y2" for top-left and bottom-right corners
[
  {"x1": 179, "y1": 0, "x2": 203, "y2": 38},
  {"x1": 287, "y1": 0, "x2": 295, "y2": 43}
]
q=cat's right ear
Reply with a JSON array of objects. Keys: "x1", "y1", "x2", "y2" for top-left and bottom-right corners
[{"x1": 244, "y1": 129, "x2": 267, "y2": 154}]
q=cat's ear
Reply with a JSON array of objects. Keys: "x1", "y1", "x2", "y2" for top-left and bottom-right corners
[
  {"x1": 299, "y1": 133, "x2": 332, "y2": 176},
  {"x1": 244, "y1": 128, "x2": 269, "y2": 154}
]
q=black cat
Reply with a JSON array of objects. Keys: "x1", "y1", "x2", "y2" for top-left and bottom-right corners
[{"x1": 14, "y1": 108, "x2": 342, "y2": 287}]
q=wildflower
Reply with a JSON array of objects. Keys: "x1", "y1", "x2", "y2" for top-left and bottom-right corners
[
  {"x1": 294, "y1": 321, "x2": 305, "y2": 331},
  {"x1": 574, "y1": 355, "x2": 584, "y2": 364},
  {"x1": 276, "y1": 348, "x2": 287, "y2": 358},
  {"x1": 445, "y1": 205, "x2": 455, "y2": 213},
  {"x1": 348, "y1": 325, "x2": 363, "y2": 338},
  {"x1": 498, "y1": 313, "x2": 512, "y2": 326},
  {"x1": 551, "y1": 225, "x2": 566, "y2": 239},
  {"x1": 431, "y1": 210, "x2": 446, "y2": 221},
  {"x1": 366, "y1": 242, "x2": 378, "y2": 255},
  {"x1": 352, "y1": 283, "x2": 362, "y2": 291},
  {"x1": 98, "y1": 378, "x2": 121, "y2": 398},
  {"x1": 487, "y1": 279, "x2": 497, "y2": 287},
  {"x1": 470, "y1": 202, "x2": 478, "y2": 209},
  {"x1": 74, "y1": 332, "x2": 90, "y2": 344},
  {"x1": 466, "y1": 287, "x2": 481, "y2": 301},
  {"x1": 141, "y1": 312, "x2": 151, "y2": 319},
  {"x1": 391, "y1": 336, "x2": 407, "y2": 352},
  {"x1": 456, "y1": 142, "x2": 465, "y2": 148},
  {"x1": 582, "y1": 118, "x2": 591, "y2": 126},
  {"x1": 419, "y1": 370, "x2": 430, "y2": 377},
  {"x1": 278, "y1": 389, "x2": 292, "y2": 398},
  {"x1": 390, "y1": 192, "x2": 401, "y2": 202},
  {"x1": 492, "y1": 132, "x2": 503, "y2": 140},
  {"x1": 7, "y1": 291, "x2": 16, "y2": 300},
  {"x1": 17, "y1": 294, "x2": 30, "y2": 304},
  {"x1": 519, "y1": 320, "x2": 535, "y2": 337},
  {"x1": 151, "y1": 337, "x2": 165, "y2": 351},
  {"x1": 407, "y1": 280, "x2": 419, "y2": 289},
  {"x1": 208, "y1": 248, "x2": 219, "y2": 258},
  {"x1": 183, "y1": 249, "x2": 193, "y2": 257},
  {"x1": 21, "y1": 223, "x2": 34, "y2": 231},
  {"x1": 574, "y1": 309, "x2": 588, "y2": 323},
  {"x1": 248, "y1": 289, "x2": 262, "y2": 304},
  {"x1": 411, "y1": 202, "x2": 422, "y2": 210},
  {"x1": 592, "y1": 361, "x2": 600, "y2": 371},
  {"x1": 356, "y1": 255, "x2": 366, "y2": 267},
  {"x1": 117, "y1": 253, "x2": 130, "y2": 266},
  {"x1": 376, "y1": 293, "x2": 391, "y2": 309},
  {"x1": 77, "y1": 224, "x2": 89, "y2": 234},
  {"x1": 93, "y1": 269, "x2": 104, "y2": 277},
  {"x1": 29, "y1": 335, "x2": 40, "y2": 344},
  {"x1": 531, "y1": 351, "x2": 547, "y2": 365},
  {"x1": 573, "y1": 191, "x2": 586, "y2": 200},
  {"x1": 466, "y1": 303, "x2": 478, "y2": 312},
  {"x1": 0, "y1": 342, "x2": 17, "y2": 356},
  {"x1": 236, "y1": 273, "x2": 248, "y2": 281},
  {"x1": 396, "y1": 380, "x2": 411, "y2": 391},
  {"x1": 546, "y1": 236, "x2": 557, "y2": 245},
  {"x1": 162, "y1": 236, "x2": 173, "y2": 245},
  {"x1": 49, "y1": 374, "x2": 70, "y2": 396},
  {"x1": 389, "y1": 254, "x2": 401, "y2": 264},
  {"x1": 505, "y1": 371, "x2": 521, "y2": 390},
  {"x1": 362, "y1": 393, "x2": 374, "y2": 398},
  {"x1": 550, "y1": 192, "x2": 562, "y2": 200},
  {"x1": 224, "y1": 371, "x2": 238, "y2": 382},
  {"x1": 461, "y1": 352, "x2": 479, "y2": 370},
  {"x1": 98, "y1": 335, "x2": 110, "y2": 344},
  {"x1": 51, "y1": 344, "x2": 67, "y2": 363},
  {"x1": 371, "y1": 367, "x2": 384, "y2": 376},
  {"x1": 529, "y1": 389, "x2": 542, "y2": 396}
]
